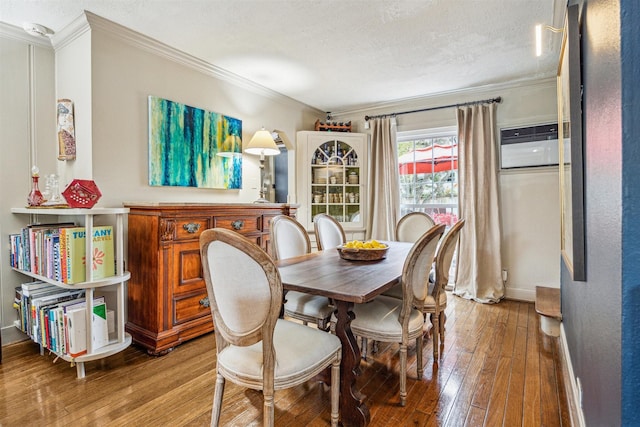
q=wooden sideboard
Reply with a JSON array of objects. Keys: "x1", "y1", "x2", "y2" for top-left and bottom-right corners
[{"x1": 124, "y1": 203, "x2": 298, "y2": 355}]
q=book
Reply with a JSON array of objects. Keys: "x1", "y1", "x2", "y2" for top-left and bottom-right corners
[
  {"x1": 65, "y1": 297, "x2": 108, "y2": 357},
  {"x1": 33, "y1": 289, "x2": 84, "y2": 346},
  {"x1": 63, "y1": 226, "x2": 115, "y2": 284}
]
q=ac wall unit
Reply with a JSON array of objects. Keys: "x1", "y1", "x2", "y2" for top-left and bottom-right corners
[{"x1": 500, "y1": 123, "x2": 568, "y2": 169}]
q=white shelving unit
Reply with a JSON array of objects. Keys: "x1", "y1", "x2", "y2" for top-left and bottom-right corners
[
  {"x1": 11, "y1": 207, "x2": 132, "y2": 379},
  {"x1": 296, "y1": 131, "x2": 369, "y2": 240}
]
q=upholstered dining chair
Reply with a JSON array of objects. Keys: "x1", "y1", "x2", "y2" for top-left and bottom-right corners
[
  {"x1": 270, "y1": 215, "x2": 334, "y2": 330},
  {"x1": 421, "y1": 219, "x2": 465, "y2": 360},
  {"x1": 313, "y1": 213, "x2": 346, "y2": 251},
  {"x1": 395, "y1": 211, "x2": 436, "y2": 243},
  {"x1": 348, "y1": 223, "x2": 446, "y2": 406},
  {"x1": 200, "y1": 228, "x2": 342, "y2": 427},
  {"x1": 383, "y1": 212, "x2": 439, "y2": 301}
]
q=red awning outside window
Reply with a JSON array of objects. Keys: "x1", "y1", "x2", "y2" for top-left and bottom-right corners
[{"x1": 398, "y1": 144, "x2": 458, "y2": 175}]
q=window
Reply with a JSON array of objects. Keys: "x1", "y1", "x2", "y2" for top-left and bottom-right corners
[{"x1": 397, "y1": 127, "x2": 459, "y2": 226}]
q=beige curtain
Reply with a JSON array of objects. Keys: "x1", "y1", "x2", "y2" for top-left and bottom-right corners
[
  {"x1": 454, "y1": 103, "x2": 504, "y2": 303},
  {"x1": 366, "y1": 118, "x2": 400, "y2": 241}
]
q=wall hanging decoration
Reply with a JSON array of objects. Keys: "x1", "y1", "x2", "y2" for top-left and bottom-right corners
[
  {"x1": 148, "y1": 96, "x2": 242, "y2": 189},
  {"x1": 57, "y1": 99, "x2": 76, "y2": 160}
]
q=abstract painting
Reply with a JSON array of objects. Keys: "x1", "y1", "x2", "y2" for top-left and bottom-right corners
[{"x1": 148, "y1": 96, "x2": 242, "y2": 189}]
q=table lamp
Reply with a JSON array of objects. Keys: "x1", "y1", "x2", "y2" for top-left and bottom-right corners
[{"x1": 244, "y1": 128, "x2": 280, "y2": 203}]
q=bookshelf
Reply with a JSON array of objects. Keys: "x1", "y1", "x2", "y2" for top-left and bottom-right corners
[{"x1": 10, "y1": 207, "x2": 131, "y2": 378}]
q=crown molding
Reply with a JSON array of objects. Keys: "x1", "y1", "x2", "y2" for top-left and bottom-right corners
[
  {"x1": 49, "y1": 11, "x2": 91, "y2": 51},
  {"x1": 0, "y1": 22, "x2": 53, "y2": 48},
  {"x1": 54, "y1": 11, "x2": 310, "y2": 110},
  {"x1": 332, "y1": 76, "x2": 557, "y2": 118}
]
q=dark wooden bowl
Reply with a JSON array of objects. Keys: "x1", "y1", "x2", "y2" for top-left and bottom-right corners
[{"x1": 336, "y1": 244, "x2": 389, "y2": 261}]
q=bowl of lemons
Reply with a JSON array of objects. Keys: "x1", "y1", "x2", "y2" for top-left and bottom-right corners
[{"x1": 337, "y1": 239, "x2": 389, "y2": 261}]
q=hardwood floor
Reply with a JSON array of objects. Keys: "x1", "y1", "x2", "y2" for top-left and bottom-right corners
[{"x1": 0, "y1": 294, "x2": 572, "y2": 426}]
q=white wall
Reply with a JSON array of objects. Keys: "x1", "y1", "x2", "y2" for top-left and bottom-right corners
[
  {"x1": 333, "y1": 79, "x2": 561, "y2": 301},
  {"x1": 0, "y1": 25, "x2": 56, "y2": 344}
]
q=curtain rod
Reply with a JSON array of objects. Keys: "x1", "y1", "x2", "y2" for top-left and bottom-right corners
[{"x1": 363, "y1": 96, "x2": 502, "y2": 121}]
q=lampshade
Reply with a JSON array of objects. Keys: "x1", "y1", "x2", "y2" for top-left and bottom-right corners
[{"x1": 244, "y1": 129, "x2": 280, "y2": 156}]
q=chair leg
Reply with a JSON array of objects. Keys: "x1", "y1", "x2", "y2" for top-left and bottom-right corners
[
  {"x1": 361, "y1": 337, "x2": 368, "y2": 359},
  {"x1": 399, "y1": 342, "x2": 407, "y2": 406},
  {"x1": 211, "y1": 374, "x2": 225, "y2": 426},
  {"x1": 416, "y1": 334, "x2": 424, "y2": 379},
  {"x1": 431, "y1": 312, "x2": 440, "y2": 361},
  {"x1": 331, "y1": 358, "x2": 340, "y2": 427},
  {"x1": 263, "y1": 386, "x2": 275, "y2": 427},
  {"x1": 439, "y1": 311, "x2": 446, "y2": 343}
]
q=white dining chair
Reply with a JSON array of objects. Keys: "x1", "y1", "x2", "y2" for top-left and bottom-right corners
[
  {"x1": 271, "y1": 215, "x2": 335, "y2": 330},
  {"x1": 200, "y1": 228, "x2": 342, "y2": 427},
  {"x1": 313, "y1": 213, "x2": 346, "y2": 251},
  {"x1": 348, "y1": 223, "x2": 446, "y2": 406},
  {"x1": 395, "y1": 212, "x2": 436, "y2": 243},
  {"x1": 383, "y1": 212, "x2": 439, "y2": 301},
  {"x1": 421, "y1": 219, "x2": 465, "y2": 360}
]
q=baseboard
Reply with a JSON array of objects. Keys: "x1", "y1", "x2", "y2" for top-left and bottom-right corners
[
  {"x1": 504, "y1": 286, "x2": 535, "y2": 302},
  {"x1": 560, "y1": 323, "x2": 586, "y2": 427},
  {"x1": 1, "y1": 324, "x2": 29, "y2": 347}
]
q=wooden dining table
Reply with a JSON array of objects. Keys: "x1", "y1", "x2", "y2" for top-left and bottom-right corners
[{"x1": 276, "y1": 240, "x2": 414, "y2": 427}]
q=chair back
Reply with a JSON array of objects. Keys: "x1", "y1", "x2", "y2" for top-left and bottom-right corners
[
  {"x1": 270, "y1": 215, "x2": 311, "y2": 261},
  {"x1": 314, "y1": 214, "x2": 346, "y2": 251},
  {"x1": 395, "y1": 212, "x2": 436, "y2": 243},
  {"x1": 433, "y1": 219, "x2": 465, "y2": 297},
  {"x1": 200, "y1": 228, "x2": 280, "y2": 354},
  {"x1": 401, "y1": 224, "x2": 446, "y2": 307}
]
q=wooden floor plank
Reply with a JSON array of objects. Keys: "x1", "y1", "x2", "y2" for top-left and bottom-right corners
[
  {"x1": 0, "y1": 294, "x2": 572, "y2": 427},
  {"x1": 523, "y1": 303, "x2": 542, "y2": 427}
]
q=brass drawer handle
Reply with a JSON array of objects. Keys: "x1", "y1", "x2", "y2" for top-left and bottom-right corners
[
  {"x1": 183, "y1": 223, "x2": 201, "y2": 233},
  {"x1": 231, "y1": 220, "x2": 244, "y2": 230},
  {"x1": 199, "y1": 297, "x2": 210, "y2": 308}
]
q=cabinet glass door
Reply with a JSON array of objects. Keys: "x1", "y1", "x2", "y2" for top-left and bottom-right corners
[{"x1": 310, "y1": 139, "x2": 362, "y2": 226}]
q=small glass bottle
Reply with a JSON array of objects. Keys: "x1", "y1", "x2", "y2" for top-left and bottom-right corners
[{"x1": 27, "y1": 166, "x2": 44, "y2": 207}]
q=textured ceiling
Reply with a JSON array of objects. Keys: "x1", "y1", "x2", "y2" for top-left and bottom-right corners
[{"x1": 0, "y1": 0, "x2": 565, "y2": 112}]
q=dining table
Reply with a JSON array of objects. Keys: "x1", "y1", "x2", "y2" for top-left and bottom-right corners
[{"x1": 276, "y1": 240, "x2": 414, "y2": 427}]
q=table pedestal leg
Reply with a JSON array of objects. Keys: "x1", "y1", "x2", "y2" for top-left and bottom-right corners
[{"x1": 334, "y1": 300, "x2": 370, "y2": 427}]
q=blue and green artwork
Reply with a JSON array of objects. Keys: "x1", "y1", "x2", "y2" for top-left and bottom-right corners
[{"x1": 148, "y1": 96, "x2": 242, "y2": 189}]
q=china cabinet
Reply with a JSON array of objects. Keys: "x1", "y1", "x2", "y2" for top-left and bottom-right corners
[{"x1": 296, "y1": 131, "x2": 368, "y2": 242}]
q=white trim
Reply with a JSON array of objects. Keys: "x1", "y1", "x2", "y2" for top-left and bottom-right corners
[
  {"x1": 504, "y1": 286, "x2": 536, "y2": 302},
  {"x1": 332, "y1": 77, "x2": 557, "y2": 118},
  {"x1": 48, "y1": 11, "x2": 317, "y2": 112},
  {"x1": 560, "y1": 323, "x2": 586, "y2": 427},
  {"x1": 397, "y1": 126, "x2": 457, "y2": 141},
  {"x1": 0, "y1": 22, "x2": 54, "y2": 48}
]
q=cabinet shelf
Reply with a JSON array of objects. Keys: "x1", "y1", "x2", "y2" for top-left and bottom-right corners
[{"x1": 11, "y1": 206, "x2": 130, "y2": 379}]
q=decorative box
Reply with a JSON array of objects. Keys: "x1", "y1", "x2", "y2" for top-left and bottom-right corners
[{"x1": 62, "y1": 179, "x2": 102, "y2": 208}]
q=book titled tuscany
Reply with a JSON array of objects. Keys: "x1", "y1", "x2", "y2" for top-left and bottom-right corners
[{"x1": 61, "y1": 226, "x2": 115, "y2": 284}]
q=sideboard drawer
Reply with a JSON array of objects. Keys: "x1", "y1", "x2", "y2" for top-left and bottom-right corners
[
  {"x1": 174, "y1": 218, "x2": 210, "y2": 240},
  {"x1": 213, "y1": 215, "x2": 261, "y2": 234},
  {"x1": 174, "y1": 291, "x2": 211, "y2": 325}
]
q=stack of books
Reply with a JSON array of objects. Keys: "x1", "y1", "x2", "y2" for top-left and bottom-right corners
[
  {"x1": 14, "y1": 280, "x2": 112, "y2": 356},
  {"x1": 9, "y1": 224, "x2": 115, "y2": 284}
]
